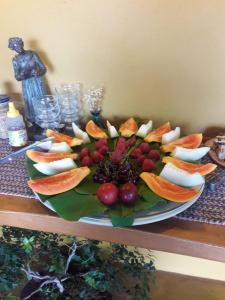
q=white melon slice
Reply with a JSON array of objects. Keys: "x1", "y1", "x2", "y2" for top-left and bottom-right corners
[
  {"x1": 172, "y1": 146, "x2": 210, "y2": 161},
  {"x1": 136, "y1": 120, "x2": 153, "y2": 138},
  {"x1": 49, "y1": 142, "x2": 72, "y2": 153},
  {"x1": 106, "y1": 120, "x2": 119, "y2": 138},
  {"x1": 38, "y1": 140, "x2": 52, "y2": 151},
  {"x1": 160, "y1": 162, "x2": 205, "y2": 187},
  {"x1": 162, "y1": 127, "x2": 180, "y2": 144},
  {"x1": 72, "y1": 122, "x2": 91, "y2": 144},
  {"x1": 34, "y1": 158, "x2": 76, "y2": 176}
]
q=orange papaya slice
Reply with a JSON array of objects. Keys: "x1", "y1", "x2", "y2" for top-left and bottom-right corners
[
  {"x1": 140, "y1": 172, "x2": 199, "y2": 202},
  {"x1": 144, "y1": 122, "x2": 171, "y2": 143},
  {"x1": 161, "y1": 133, "x2": 202, "y2": 152},
  {"x1": 46, "y1": 129, "x2": 83, "y2": 147},
  {"x1": 85, "y1": 120, "x2": 108, "y2": 139},
  {"x1": 27, "y1": 150, "x2": 78, "y2": 163},
  {"x1": 162, "y1": 156, "x2": 217, "y2": 175},
  {"x1": 28, "y1": 167, "x2": 90, "y2": 195},
  {"x1": 119, "y1": 118, "x2": 138, "y2": 137}
]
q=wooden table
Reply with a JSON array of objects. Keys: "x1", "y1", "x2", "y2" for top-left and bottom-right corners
[{"x1": 0, "y1": 194, "x2": 224, "y2": 263}]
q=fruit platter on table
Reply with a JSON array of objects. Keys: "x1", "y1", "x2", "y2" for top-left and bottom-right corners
[{"x1": 26, "y1": 118, "x2": 217, "y2": 227}]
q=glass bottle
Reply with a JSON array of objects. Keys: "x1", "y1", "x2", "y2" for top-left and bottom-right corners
[{"x1": 7, "y1": 102, "x2": 28, "y2": 147}]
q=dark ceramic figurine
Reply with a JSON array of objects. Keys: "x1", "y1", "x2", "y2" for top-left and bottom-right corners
[{"x1": 8, "y1": 37, "x2": 47, "y2": 123}]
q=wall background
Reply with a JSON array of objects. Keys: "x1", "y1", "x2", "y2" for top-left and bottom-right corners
[
  {"x1": 0, "y1": 0, "x2": 225, "y2": 279},
  {"x1": 0, "y1": 0, "x2": 225, "y2": 132}
]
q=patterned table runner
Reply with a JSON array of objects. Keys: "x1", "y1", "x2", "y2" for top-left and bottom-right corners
[{"x1": 0, "y1": 140, "x2": 224, "y2": 225}]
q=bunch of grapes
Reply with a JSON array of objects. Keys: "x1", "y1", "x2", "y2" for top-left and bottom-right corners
[{"x1": 93, "y1": 159, "x2": 140, "y2": 185}]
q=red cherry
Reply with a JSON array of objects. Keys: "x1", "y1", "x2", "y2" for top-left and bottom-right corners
[
  {"x1": 119, "y1": 182, "x2": 138, "y2": 205},
  {"x1": 80, "y1": 147, "x2": 90, "y2": 159},
  {"x1": 81, "y1": 156, "x2": 93, "y2": 167},
  {"x1": 147, "y1": 149, "x2": 160, "y2": 160},
  {"x1": 139, "y1": 142, "x2": 151, "y2": 154},
  {"x1": 97, "y1": 183, "x2": 119, "y2": 206},
  {"x1": 142, "y1": 158, "x2": 156, "y2": 172},
  {"x1": 131, "y1": 148, "x2": 142, "y2": 158}
]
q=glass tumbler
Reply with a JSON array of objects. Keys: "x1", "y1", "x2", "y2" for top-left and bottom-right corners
[
  {"x1": 32, "y1": 95, "x2": 61, "y2": 130},
  {"x1": 55, "y1": 83, "x2": 81, "y2": 126}
]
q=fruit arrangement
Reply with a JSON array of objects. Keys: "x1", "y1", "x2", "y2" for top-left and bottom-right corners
[{"x1": 26, "y1": 118, "x2": 217, "y2": 227}]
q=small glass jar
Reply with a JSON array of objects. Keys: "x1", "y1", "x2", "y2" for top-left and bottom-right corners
[{"x1": 0, "y1": 95, "x2": 10, "y2": 139}]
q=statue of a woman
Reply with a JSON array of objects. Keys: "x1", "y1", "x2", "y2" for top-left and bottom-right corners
[{"x1": 8, "y1": 37, "x2": 47, "y2": 123}]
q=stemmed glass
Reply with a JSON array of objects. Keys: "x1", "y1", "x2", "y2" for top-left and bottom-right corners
[
  {"x1": 55, "y1": 83, "x2": 82, "y2": 128},
  {"x1": 32, "y1": 95, "x2": 61, "y2": 136},
  {"x1": 84, "y1": 86, "x2": 104, "y2": 128}
]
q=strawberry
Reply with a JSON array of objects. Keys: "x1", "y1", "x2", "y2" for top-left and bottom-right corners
[
  {"x1": 80, "y1": 147, "x2": 90, "y2": 159},
  {"x1": 139, "y1": 142, "x2": 151, "y2": 154},
  {"x1": 148, "y1": 149, "x2": 160, "y2": 160},
  {"x1": 130, "y1": 148, "x2": 142, "y2": 158},
  {"x1": 95, "y1": 139, "x2": 108, "y2": 150},
  {"x1": 116, "y1": 143, "x2": 126, "y2": 153},
  {"x1": 98, "y1": 145, "x2": 109, "y2": 156},
  {"x1": 111, "y1": 150, "x2": 123, "y2": 163},
  {"x1": 137, "y1": 155, "x2": 146, "y2": 166},
  {"x1": 117, "y1": 137, "x2": 126, "y2": 146},
  {"x1": 81, "y1": 156, "x2": 93, "y2": 167},
  {"x1": 91, "y1": 151, "x2": 104, "y2": 163},
  {"x1": 127, "y1": 136, "x2": 136, "y2": 147},
  {"x1": 142, "y1": 159, "x2": 156, "y2": 172}
]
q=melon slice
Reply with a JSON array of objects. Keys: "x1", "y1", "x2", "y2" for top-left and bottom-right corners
[
  {"x1": 106, "y1": 120, "x2": 119, "y2": 138},
  {"x1": 49, "y1": 142, "x2": 72, "y2": 153},
  {"x1": 28, "y1": 167, "x2": 90, "y2": 195},
  {"x1": 119, "y1": 118, "x2": 138, "y2": 137},
  {"x1": 162, "y1": 156, "x2": 217, "y2": 175},
  {"x1": 160, "y1": 163, "x2": 205, "y2": 187},
  {"x1": 27, "y1": 150, "x2": 78, "y2": 163},
  {"x1": 140, "y1": 172, "x2": 199, "y2": 202},
  {"x1": 172, "y1": 146, "x2": 210, "y2": 161},
  {"x1": 72, "y1": 122, "x2": 91, "y2": 144},
  {"x1": 38, "y1": 140, "x2": 53, "y2": 151},
  {"x1": 161, "y1": 133, "x2": 202, "y2": 152},
  {"x1": 46, "y1": 129, "x2": 83, "y2": 147},
  {"x1": 162, "y1": 127, "x2": 180, "y2": 144},
  {"x1": 34, "y1": 158, "x2": 76, "y2": 175},
  {"x1": 136, "y1": 120, "x2": 153, "y2": 138},
  {"x1": 144, "y1": 122, "x2": 171, "y2": 143},
  {"x1": 85, "y1": 120, "x2": 108, "y2": 139}
]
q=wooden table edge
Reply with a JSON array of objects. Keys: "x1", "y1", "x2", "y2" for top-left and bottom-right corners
[{"x1": 0, "y1": 195, "x2": 225, "y2": 263}]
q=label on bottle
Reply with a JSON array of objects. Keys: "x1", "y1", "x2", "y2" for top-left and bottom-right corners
[{"x1": 8, "y1": 129, "x2": 28, "y2": 147}]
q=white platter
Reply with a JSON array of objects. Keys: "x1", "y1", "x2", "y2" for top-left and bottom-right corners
[{"x1": 37, "y1": 184, "x2": 204, "y2": 227}]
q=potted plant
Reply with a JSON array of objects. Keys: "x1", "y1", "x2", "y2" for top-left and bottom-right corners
[{"x1": 0, "y1": 226, "x2": 155, "y2": 299}]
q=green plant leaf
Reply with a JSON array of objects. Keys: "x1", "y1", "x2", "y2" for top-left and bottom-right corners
[
  {"x1": 75, "y1": 178, "x2": 100, "y2": 195},
  {"x1": 47, "y1": 190, "x2": 107, "y2": 221}
]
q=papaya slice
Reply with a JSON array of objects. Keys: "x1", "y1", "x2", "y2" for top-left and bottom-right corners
[
  {"x1": 161, "y1": 133, "x2": 202, "y2": 152},
  {"x1": 144, "y1": 122, "x2": 171, "y2": 143},
  {"x1": 27, "y1": 150, "x2": 78, "y2": 163},
  {"x1": 85, "y1": 120, "x2": 108, "y2": 139},
  {"x1": 28, "y1": 167, "x2": 90, "y2": 195},
  {"x1": 140, "y1": 172, "x2": 199, "y2": 202},
  {"x1": 119, "y1": 118, "x2": 138, "y2": 137},
  {"x1": 46, "y1": 129, "x2": 83, "y2": 147},
  {"x1": 162, "y1": 156, "x2": 217, "y2": 175}
]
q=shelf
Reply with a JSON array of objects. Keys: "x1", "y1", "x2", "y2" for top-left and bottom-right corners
[{"x1": 0, "y1": 194, "x2": 225, "y2": 263}]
